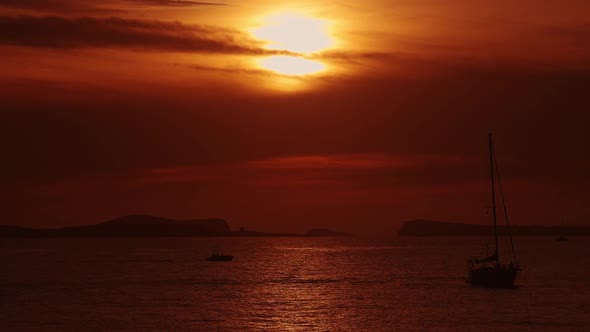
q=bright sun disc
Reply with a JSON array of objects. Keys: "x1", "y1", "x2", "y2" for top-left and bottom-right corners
[
  {"x1": 259, "y1": 56, "x2": 326, "y2": 76},
  {"x1": 253, "y1": 13, "x2": 333, "y2": 54}
]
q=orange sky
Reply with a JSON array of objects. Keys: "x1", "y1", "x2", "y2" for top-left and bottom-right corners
[{"x1": 1, "y1": 0, "x2": 590, "y2": 234}]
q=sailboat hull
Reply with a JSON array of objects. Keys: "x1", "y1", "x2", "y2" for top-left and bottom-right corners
[{"x1": 467, "y1": 265, "x2": 519, "y2": 288}]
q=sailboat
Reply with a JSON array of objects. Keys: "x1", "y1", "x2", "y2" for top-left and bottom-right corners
[{"x1": 467, "y1": 133, "x2": 520, "y2": 288}]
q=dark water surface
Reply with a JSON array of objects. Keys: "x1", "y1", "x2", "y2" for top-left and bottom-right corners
[{"x1": 1, "y1": 237, "x2": 589, "y2": 331}]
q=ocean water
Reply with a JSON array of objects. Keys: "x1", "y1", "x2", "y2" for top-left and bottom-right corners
[{"x1": 1, "y1": 236, "x2": 589, "y2": 331}]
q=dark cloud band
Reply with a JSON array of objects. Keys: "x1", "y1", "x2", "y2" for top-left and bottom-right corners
[
  {"x1": 125, "y1": 0, "x2": 228, "y2": 6},
  {"x1": 0, "y1": 15, "x2": 291, "y2": 54},
  {"x1": 0, "y1": 0, "x2": 227, "y2": 11}
]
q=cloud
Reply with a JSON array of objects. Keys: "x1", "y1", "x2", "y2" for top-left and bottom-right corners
[
  {"x1": 124, "y1": 0, "x2": 228, "y2": 6},
  {"x1": 245, "y1": 154, "x2": 461, "y2": 170},
  {"x1": 0, "y1": 15, "x2": 293, "y2": 54},
  {"x1": 131, "y1": 153, "x2": 476, "y2": 189},
  {"x1": 0, "y1": 0, "x2": 124, "y2": 14},
  {"x1": 0, "y1": 0, "x2": 227, "y2": 11},
  {"x1": 0, "y1": 0, "x2": 81, "y2": 10},
  {"x1": 241, "y1": 154, "x2": 479, "y2": 188},
  {"x1": 181, "y1": 63, "x2": 271, "y2": 76}
]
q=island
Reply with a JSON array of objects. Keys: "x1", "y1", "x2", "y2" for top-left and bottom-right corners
[
  {"x1": 0, "y1": 215, "x2": 349, "y2": 238},
  {"x1": 398, "y1": 219, "x2": 590, "y2": 236}
]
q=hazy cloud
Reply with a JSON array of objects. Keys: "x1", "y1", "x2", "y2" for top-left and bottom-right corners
[
  {"x1": 124, "y1": 0, "x2": 228, "y2": 6},
  {"x1": 0, "y1": 0, "x2": 80, "y2": 10},
  {"x1": 181, "y1": 63, "x2": 271, "y2": 76},
  {"x1": 245, "y1": 154, "x2": 465, "y2": 170},
  {"x1": 0, "y1": 15, "x2": 291, "y2": 54},
  {"x1": 0, "y1": 0, "x2": 227, "y2": 11}
]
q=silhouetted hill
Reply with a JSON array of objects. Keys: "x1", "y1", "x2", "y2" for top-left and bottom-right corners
[
  {"x1": 0, "y1": 215, "x2": 351, "y2": 238},
  {"x1": 0, "y1": 225, "x2": 35, "y2": 237},
  {"x1": 398, "y1": 219, "x2": 590, "y2": 236},
  {"x1": 0, "y1": 215, "x2": 230, "y2": 237}
]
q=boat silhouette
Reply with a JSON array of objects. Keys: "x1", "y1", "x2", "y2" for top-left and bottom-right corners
[
  {"x1": 556, "y1": 218, "x2": 569, "y2": 242},
  {"x1": 467, "y1": 133, "x2": 520, "y2": 288},
  {"x1": 206, "y1": 250, "x2": 234, "y2": 261}
]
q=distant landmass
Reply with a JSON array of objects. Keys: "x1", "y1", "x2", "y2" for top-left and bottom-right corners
[
  {"x1": 399, "y1": 220, "x2": 590, "y2": 236},
  {"x1": 0, "y1": 215, "x2": 230, "y2": 238},
  {"x1": 0, "y1": 215, "x2": 349, "y2": 238}
]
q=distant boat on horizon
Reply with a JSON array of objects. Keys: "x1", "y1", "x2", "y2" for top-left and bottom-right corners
[
  {"x1": 556, "y1": 218, "x2": 569, "y2": 242},
  {"x1": 467, "y1": 133, "x2": 520, "y2": 288},
  {"x1": 206, "y1": 250, "x2": 234, "y2": 261}
]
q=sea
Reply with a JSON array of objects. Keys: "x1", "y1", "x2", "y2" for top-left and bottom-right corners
[{"x1": 1, "y1": 236, "x2": 589, "y2": 331}]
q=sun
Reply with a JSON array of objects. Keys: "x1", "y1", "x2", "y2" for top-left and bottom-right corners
[
  {"x1": 253, "y1": 13, "x2": 334, "y2": 54},
  {"x1": 252, "y1": 12, "x2": 333, "y2": 76}
]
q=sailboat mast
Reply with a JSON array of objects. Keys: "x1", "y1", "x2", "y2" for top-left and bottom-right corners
[
  {"x1": 489, "y1": 133, "x2": 500, "y2": 265},
  {"x1": 492, "y1": 142, "x2": 518, "y2": 265}
]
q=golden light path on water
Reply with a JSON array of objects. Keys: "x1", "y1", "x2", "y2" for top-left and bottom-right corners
[{"x1": 252, "y1": 12, "x2": 333, "y2": 76}]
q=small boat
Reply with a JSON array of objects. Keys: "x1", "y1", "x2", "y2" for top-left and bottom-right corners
[
  {"x1": 556, "y1": 218, "x2": 569, "y2": 242},
  {"x1": 206, "y1": 250, "x2": 234, "y2": 261},
  {"x1": 467, "y1": 133, "x2": 520, "y2": 288}
]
